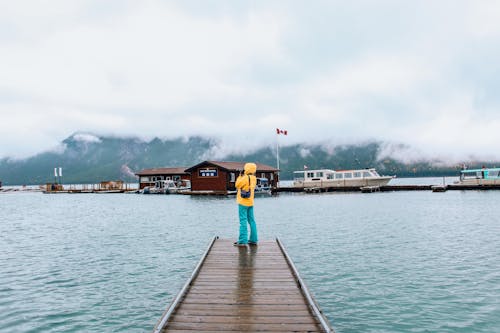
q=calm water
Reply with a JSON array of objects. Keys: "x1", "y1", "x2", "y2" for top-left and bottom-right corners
[{"x1": 1, "y1": 183, "x2": 499, "y2": 332}]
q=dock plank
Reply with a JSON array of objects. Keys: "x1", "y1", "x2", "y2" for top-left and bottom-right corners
[{"x1": 154, "y1": 238, "x2": 332, "y2": 332}]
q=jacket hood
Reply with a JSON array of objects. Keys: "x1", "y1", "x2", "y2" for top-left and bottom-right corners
[{"x1": 244, "y1": 162, "x2": 257, "y2": 175}]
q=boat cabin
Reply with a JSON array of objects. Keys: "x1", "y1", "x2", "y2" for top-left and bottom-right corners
[
  {"x1": 293, "y1": 168, "x2": 393, "y2": 188},
  {"x1": 459, "y1": 167, "x2": 500, "y2": 185},
  {"x1": 294, "y1": 169, "x2": 383, "y2": 182}
]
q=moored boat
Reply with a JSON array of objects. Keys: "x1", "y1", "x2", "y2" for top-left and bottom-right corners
[
  {"x1": 254, "y1": 177, "x2": 272, "y2": 196},
  {"x1": 456, "y1": 167, "x2": 500, "y2": 185},
  {"x1": 143, "y1": 179, "x2": 191, "y2": 194},
  {"x1": 293, "y1": 168, "x2": 394, "y2": 189}
]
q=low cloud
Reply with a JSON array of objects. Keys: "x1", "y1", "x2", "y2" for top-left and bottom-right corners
[
  {"x1": 1, "y1": 1, "x2": 500, "y2": 162},
  {"x1": 73, "y1": 133, "x2": 101, "y2": 143}
]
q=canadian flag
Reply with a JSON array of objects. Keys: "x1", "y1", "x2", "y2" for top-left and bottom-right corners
[{"x1": 276, "y1": 128, "x2": 288, "y2": 135}]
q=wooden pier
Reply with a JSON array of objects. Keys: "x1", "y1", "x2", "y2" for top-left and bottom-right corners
[
  {"x1": 153, "y1": 237, "x2": 333, "y2": 333},
  {"x1": 279, "y1": 185, "x2": 433, "y2": 193}
]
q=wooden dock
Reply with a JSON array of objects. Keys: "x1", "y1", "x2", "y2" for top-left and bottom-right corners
[
  {"x1": 153, "y1": 237, "x2": 333, "y2": 333},
  {"x1": 278, "y1": 185, "x2": 433, "y2": 192},
  {"x1": 278, "y1": 184, "x2": 500, "y2": 193}
]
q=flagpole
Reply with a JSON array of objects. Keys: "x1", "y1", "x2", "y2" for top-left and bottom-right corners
[
  {"x1": 275, "y1": 128, "x2": 287, "y2": 185},
  {"x1": 276, "y1": 134, "x2": 280, "y2": 173}
]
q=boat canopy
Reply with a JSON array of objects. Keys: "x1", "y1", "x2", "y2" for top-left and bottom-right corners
[
  {"x1": 460, "y1": 168, "x2": 500, "y2": 173},
  {"x1": 461, "y1": 168, "x2": 500, "y2": 179}
]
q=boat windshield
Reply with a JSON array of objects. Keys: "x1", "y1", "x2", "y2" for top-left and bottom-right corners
[
  {"x1": 489, "y1": 170, "x2": 500, "y2": 178},
  {"x1": 293, "y1": 171, "x2": 304, "y2": 181},
  {"x1": 462, "y1": 171, "x2": 482, "y2": 179}
]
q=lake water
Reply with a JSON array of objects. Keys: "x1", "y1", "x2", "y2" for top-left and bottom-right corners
[{"x1": 1, "y1": 180, "x2": 499, "y2": 332}]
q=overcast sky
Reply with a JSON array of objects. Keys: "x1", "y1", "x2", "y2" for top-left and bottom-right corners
[{"x1": 1, "y1": 0, "x2": 500, "y2": 161}]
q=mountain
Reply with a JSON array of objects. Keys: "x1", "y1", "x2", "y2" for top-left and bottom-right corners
[
  {"x1": 0, "y1": 133, "x2": 492, "y2": 185},
  {"x1": 225, "y1": 143, "x2": 466, "y2": 180},
  {"x1": 0, "y1": 133, "x2": 217, "y2": 185}
]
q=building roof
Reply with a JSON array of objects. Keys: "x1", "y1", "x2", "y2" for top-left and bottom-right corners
[
  {"x1": 185, "y1": 161, "x2": 279, "y2": 173},
  {"x1": 135, "y1": 167, "x2": 189, "y2": 176}
]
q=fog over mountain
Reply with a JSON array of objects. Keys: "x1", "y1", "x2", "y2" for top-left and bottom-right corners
[
  {"x1": 2, "y1": 2, "x2": 500, "y2": 161},
  {"x1": 1, "y1": 132, "x2": 497, "y2": 186}
]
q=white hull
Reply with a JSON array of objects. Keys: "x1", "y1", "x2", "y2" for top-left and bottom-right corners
[
  {"x1": 293, "y1": 168, "x2": 394, "y2": 189},
  {"x1": 254, "y1": 188, "x2": 272, "y2": 196},
  {"x1": 456, "y1": 179, "x2": 500, "y2": 186},
  {"x1": 295, "y1": 177, "x2": 393, "y2": 188}
]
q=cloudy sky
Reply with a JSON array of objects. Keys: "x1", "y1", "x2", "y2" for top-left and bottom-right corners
[{"x1": 1, "y1": 0, "x2": 500, "y2": 161}]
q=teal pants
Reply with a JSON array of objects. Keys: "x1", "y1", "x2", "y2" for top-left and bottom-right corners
[{"x1": 238, "y1": 204, "x2": 258, "y2": 244}]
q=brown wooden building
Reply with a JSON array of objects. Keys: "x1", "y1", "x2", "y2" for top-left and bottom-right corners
[
  {"x1": 135, "y1": 167, "x2": 190, "y2": 190},
  {"x1": 185, "y1": 161, "x2": 279, "y2": 193}
]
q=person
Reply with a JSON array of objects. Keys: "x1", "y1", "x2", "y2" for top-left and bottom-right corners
[{"x1": 234, "y1": 162, "x2": 258, "y2": 246}]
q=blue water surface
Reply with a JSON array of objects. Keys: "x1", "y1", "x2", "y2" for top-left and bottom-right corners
[{"x1": 0, "y1": 185, "x2": 499, "y2": 332}]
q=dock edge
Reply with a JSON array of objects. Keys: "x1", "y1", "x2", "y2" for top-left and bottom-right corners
[{"x1": 276, "y1": 237, "x2": 335, "y2": 333}]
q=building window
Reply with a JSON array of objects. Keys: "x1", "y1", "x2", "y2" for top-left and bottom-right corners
[
  {"x1": 199, "y1": 168, "x2": 218, "y2": 177},
  {"x1": 230, "y1": 173, "x2": 236, "y2": 182}
]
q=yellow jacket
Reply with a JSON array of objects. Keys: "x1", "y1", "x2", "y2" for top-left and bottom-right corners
[{"x1": 236, "y1": 162, "x2": 257, "y2": 206}]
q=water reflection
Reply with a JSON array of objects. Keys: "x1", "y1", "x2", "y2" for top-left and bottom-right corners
[{"x1": 236, "y1": 245, "x2": 257, "y2": 323}]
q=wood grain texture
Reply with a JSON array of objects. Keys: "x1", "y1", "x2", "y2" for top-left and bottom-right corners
[{"x1": 159, "y1": 239, "x2": 326, "y2": 332}]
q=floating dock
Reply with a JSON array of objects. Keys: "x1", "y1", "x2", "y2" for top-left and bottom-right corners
[
  {"x1": 278, "y1": 184, "x2": 500, "y2": 193},
  {"x1": 31, "y1": 182, "x2": 500, "y2": 195},
  {"x1": 279, "y1": 185, "x2": 432, "y2": 192},
  {"x1": 153, "y1": 237, "x2": 333, "y2": 333}
]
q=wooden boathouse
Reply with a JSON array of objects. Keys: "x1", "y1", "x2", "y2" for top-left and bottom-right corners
[
  {"x1": 135, "y1": 167, "x2": 190, "y2": 190},
  {"x1": 153, "y1": 237, "x2": 333, "y2": 332},
  {"x1": 185, "y1": 161, "x2": 279, "y2": 194}
]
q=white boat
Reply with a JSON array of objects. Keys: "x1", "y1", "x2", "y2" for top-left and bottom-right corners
[
  {"x1": 143, "y1": 179, "x2": 191, "y2": 194},
  {"x1": 293, "y1": 168, "x2": 394, "y2": 189},
  {"x1": 254, "y1": 177, "x2": 272, "y2": 195},
  {"x1": 455, "y1": 167, "x2": 500, "y2": 185},
  {"x1": 167, "y1": 179, "x2": 191, "y2": 194}
]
